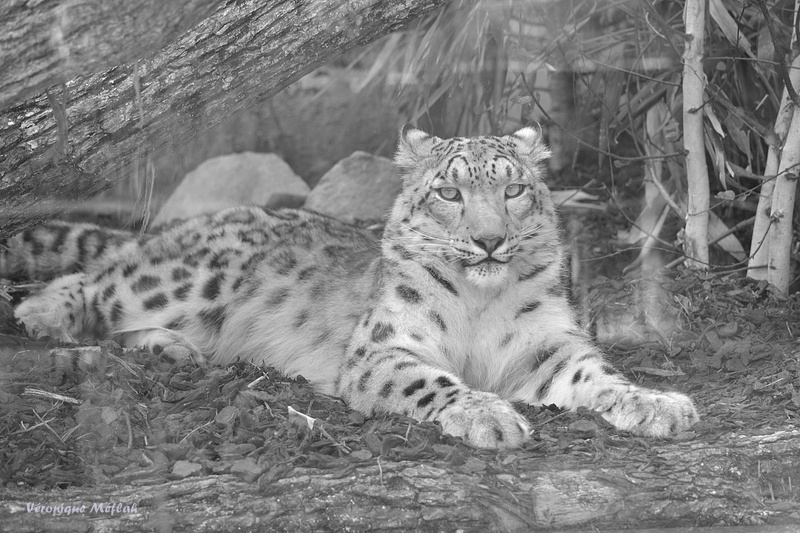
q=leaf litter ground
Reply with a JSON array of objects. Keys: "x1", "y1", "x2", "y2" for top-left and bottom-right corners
[{"x1": 1, "y1": 256, "x2": 799, "y2": 525}]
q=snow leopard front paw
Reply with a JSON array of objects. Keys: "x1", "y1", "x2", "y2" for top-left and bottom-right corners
[
  {"x1": 437, "y1": 389, "x2": 530, "y2": 448},
  {"x1": 15, "y1": 273, "x2": 86, "y2": 344},
  {"x1": 600, "y1": 388, "x2": 699, "y2": 437}
]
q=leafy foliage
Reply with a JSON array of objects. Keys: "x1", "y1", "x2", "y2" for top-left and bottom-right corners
[{"x1": 354, "y1": 0, "x2": 798, "y2": 283}]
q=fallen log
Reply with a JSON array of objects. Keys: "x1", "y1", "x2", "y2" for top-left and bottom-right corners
[
  {"x1": 1, "y1": 429, "x2": 799, "y2": 531},
  {"x1": 0, "y1": 0, "x2": 226, "y2": 109},
  {"x1": 0, "y1": 0, "x2": 447, "y2": 239}
]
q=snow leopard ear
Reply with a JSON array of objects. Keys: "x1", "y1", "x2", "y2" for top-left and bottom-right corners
[
  {"x1": 505, "y1": 126, "x2": 552, "y2": 165},
  {"x1": 395, "y1": 125, "x2": 441, "y2": 173}
]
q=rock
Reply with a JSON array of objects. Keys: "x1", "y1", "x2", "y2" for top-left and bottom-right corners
[
  {"x1": 153, "y1": 152, "x2": 309, "y2": 226},
  {"x1": 157, "y1": 442, "x2": 191, "y2": 461},
  {"x1": 460, "y1": 457, "x2": 486, "y2": 473},
  {"x1": 567, "y1": 419, "x2": 598, "y2": 435},
  {"x1": 171, "y1": 460, "x2": 202, "y2": 478},
  {"x1": 214, "y1": 405, "x2": 239, "y2": 427},
  {"x1": 304, "y1": 151, "x2": 400, "y2": 222},
  {"x1": 215, "y1": 443, "x2": 257, "y2": 461},
  {"x1": 230, "y1": 458, "x2": 263, "y2": 483},
  {"x1": 348, "y1": 411, "x2": 366, "y2": 425},
  {"x1": 100, "y1": 406, "x2": 120, "y2": 424},
  {"x1": 209, "y1": 461, "x2": 233, "y2": 475},
  {"x1": 145, "y1": 450, "x2": 170, "y2": 467},
  {"x1": 349, "y1": 449, "x2": 372, "y2": 461},
  {"x1": 75, "y1": 403, "x2": 103, "y2": 426}
]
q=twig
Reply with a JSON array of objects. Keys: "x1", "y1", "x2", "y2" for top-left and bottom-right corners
[
  {"x1": 8, "y1": 282, "x2": 47, "y2": 291},
  {"x1": 33, "y1": 410, "x2": 65, "y2": 445},
  {"x1": 22, "y1": 387, "x2": 82, "y2": 405},
  {"x1": 317, "y1": 424, "x2": 351, "y2": 454},
  {"x1": 727, "y1": 162, "x2": 775, "y2": 182},
  {"x1": 124, "y1": 411, "x2": 133, "y2": 449},
  {"x1": 520, "y1": 72, "x2": 686, "y2": 164},
  {"x1": 61, "y1": 424, "x2": 80, "y2": 442},
  {"x1": 622, "y1": 204, "x2": 671, "y2": 274},
  {"x1": 705, "y1": 83, "x2": 782, "y2": 146},
  {"x1": 180, "y1": 421, "x2": 215, "y2": 443},
  {"x1": 711, "y1": 216, "x2": 757, "y2": 246},
  {"x1": 665, "y1": 215, "x2": 757, "y2": 269},
  {"x1": 247, "y1": 375, "x2": 267, "y2": 388},
  {"x1": 10, "y1": 419, "x2": 55, "y2": 436},
  {"x1": 647, "y1": 174, "x2": 686, "y2": 218}
]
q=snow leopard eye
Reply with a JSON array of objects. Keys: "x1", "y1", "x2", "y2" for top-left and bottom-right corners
[
  {"x1": 437, "y1": 187, "x2": 461, "y2": 202},
  {"x1": 505, "y1": 184, "x2": 525, "y2": 198}
]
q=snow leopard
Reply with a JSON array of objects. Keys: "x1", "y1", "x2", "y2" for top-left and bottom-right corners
[{"x1": 1, "y1": 127, "x2": 699, "y2": 447}]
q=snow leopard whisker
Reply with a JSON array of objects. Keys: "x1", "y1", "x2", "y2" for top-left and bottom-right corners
[
  {"x1": 519, "y1": 222, "x2": 547, "y2": 237},
  {"x1": 399, "y1": 223, "x2": 449, "y2": 243},
  {"x1": 394, "y1": 240, "x2": 450, "y2": 251}
]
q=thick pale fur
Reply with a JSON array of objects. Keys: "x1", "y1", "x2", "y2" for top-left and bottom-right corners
[{"x1": 3, "y1": 127, "x2": 699, "y2": 448}]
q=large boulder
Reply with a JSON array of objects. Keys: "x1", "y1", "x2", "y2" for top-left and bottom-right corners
[
  {"x1": 303, "y1": 152, "x2": 400, "y2": 222},
  {"x1": 153, "y1": 152, "x2": 309, "y2": 226}
]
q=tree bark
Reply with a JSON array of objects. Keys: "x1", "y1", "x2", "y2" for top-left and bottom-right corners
[
  {"x1": 0, "y1": 0, "x2": 227, "y2": 110},
  {"x1": 1, "y1": 430, "x2": 799, "y2": 531},
  {"x1": 0, "y1": 0, "x2": 448, "y2": 240}
]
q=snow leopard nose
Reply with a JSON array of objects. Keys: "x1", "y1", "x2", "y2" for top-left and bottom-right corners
[{"x1": 472, "y1": 236, "x2": 504, "y2": 255}]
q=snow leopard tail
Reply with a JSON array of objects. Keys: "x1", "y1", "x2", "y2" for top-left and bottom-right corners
[{"x1": 0, "y1": 220, "x2": 141, "y2": 281}]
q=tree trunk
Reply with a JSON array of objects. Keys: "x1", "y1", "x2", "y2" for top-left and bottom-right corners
[
  {"x1": 766, "y1": 109, "x2": 800, "y2": 293},
  {"x1": 748, "y1": 1, "x2": 800, "y2": 283},
  {"x1": 0, "y1": 0, "x2": 448, "y2": 240},
  {"x1": 681, "y1": 0, "x2": 710, "y2": 269},
  {"x1": 1, "y1": 430, "x2": 799, "y2": 531}
]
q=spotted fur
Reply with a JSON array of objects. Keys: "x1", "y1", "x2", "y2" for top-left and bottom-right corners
[{"x1": 2, "y1": 127, "x2": 699, "y2": 447}]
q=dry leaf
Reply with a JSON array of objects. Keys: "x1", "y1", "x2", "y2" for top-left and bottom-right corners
[{"x1": 287, "y1": 405, "x2": 316, "y2": 430}]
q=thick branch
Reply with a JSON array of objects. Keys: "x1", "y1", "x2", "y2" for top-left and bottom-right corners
[
  {"x1": 0, "y1": 0, "x2": 448, "y2": 239},
  {"x1": 0, "y1": 0, "x2": 226, "y2": 110},
  {"x1": 1, "y1": 430, "x2": 799, "y2": 531}
]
